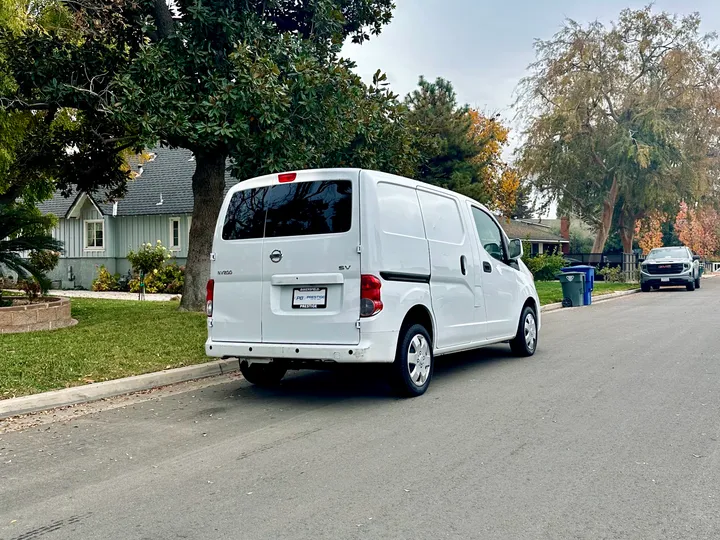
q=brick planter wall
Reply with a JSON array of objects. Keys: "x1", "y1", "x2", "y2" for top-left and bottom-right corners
[{"x1": 0, "y1": 297, "x2": 76, "y2": 334}]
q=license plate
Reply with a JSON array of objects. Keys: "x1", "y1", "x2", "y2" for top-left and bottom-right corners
[
  {"x1": 292, "y1": 287, "x2": 327, "y2": 309},
  {"x1": 661, "y1": 278, "x2": 670, "y2": 282}
]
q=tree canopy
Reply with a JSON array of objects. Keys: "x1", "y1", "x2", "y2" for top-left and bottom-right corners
[
  {"x1": 405, "y1": 77, "x2": 522, "y2": 215},
  {"x1": 516, "y1": 6, "x2": 720, "y2": 254}
]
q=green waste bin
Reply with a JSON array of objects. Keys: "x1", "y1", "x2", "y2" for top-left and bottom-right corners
[{"x1": 557, "y1": 271, "x2": 585, "y2": 307}]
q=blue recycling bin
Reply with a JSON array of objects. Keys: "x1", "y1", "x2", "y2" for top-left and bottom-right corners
[{"x1": 561, "y1": 265, "x2": 595, "y2": 305}]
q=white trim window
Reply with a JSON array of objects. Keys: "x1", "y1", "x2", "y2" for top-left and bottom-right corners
[
  {"x1": 170, "y1": 218, "x2": 181, "y2": 251},
  {"x1": 84, "y1": 219, "x2": 105, "y2": 251}
]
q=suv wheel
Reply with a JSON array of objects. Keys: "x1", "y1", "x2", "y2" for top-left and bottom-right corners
[
  {"x1": 510, "y1": 306, "x2": 538, "y2": 357},
  {"x1": 687, "y1": 280, "x2": 696, "y2": 292},
  {"x1": 240, "y1": 361, "x2": 287, "y2": 387},
  {"x1": 641, "y1": 283, "x2": 651, "y2": 292},
  {"x1": 390, "y1": 324, "x2": 433, "y2": 397}
]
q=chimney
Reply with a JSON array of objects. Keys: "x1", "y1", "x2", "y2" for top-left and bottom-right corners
[{"x1": 560, "y1": 216, "x2": 570, "y2": 241}]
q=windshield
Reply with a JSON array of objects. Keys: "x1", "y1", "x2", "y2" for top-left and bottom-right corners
[{"x1": 647, "y1": 247, "x2": 687, "y2": 260}]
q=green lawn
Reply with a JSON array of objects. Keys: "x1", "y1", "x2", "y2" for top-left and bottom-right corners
[
  {"x1": 1, "y1": 299, "x2": 208, "y2": 399},
  {"x1": 535, "y1": 280, "x2": 638, "y2": 306}
]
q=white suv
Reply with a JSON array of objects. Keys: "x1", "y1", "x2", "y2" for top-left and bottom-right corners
[{"x1": 206, "y1": 169, "x2": 540, "y2": 396}]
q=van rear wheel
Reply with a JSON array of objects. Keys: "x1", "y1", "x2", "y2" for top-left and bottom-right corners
[
  {"x1": 390, "y1": 324, "x2": 433, "y2": 397},
  {"x1": 240, "y1": 361, "x2": 287, "y2": 387},
  {"x1": 510, "y1": 306, "x2": 538, "y2": 357}
]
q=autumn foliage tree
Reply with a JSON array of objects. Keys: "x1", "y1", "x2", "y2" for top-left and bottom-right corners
[
  {"x1": 405, "y1": 78, "x2": 522, "y2": 213},
  {"x1": 467, "y1": 109, "x2": 522, "y2": 217},
  {"x1": 674, "y1": 202, "x2": 720, "y2": 258},
  {"x1": 516, "y1": 6, "x2": 720, "y2": 255},
  {"x1": 635, "y1": 211, "x2": 666, "y2": 255}
]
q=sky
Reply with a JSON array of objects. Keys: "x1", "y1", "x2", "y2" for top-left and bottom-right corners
[{"x1": 342, "y1": 0, "x2": 720, "y2": 216}]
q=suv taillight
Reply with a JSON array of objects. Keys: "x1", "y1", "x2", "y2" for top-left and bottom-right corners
[
  {"x1": 206, "y1": 279, "x2": 214, "y2": 317},
  {"x1": 360, "y1": 275, "x2": 383, "y2": 317}
]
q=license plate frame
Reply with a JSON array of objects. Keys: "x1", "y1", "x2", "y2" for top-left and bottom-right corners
[{"x1": 292, "y1": 287, "x2": 328, "y2": 310}]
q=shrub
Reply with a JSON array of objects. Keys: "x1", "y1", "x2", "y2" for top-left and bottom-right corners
[
  {"x1": 128, "y1": 265, "x2": 184, "y2": 294},
  {"x1": 18, "y1": 279, "x2": 42, "y2": 300},
  {"x1": 129, "y1": 272, "x2": 160, "y2": 294},
  {"x1": 598, "y1": 266, "x2": 623, "y2": 283},
  {"x1": 29, "y1": 250, "x2": 60, "y2": 273},
  {"x1": 524, "y1": 253, "x2": 566, "y2": 281},
  {"x1": 127, "y1": 241, "x2": 172, "y2": 275},
  {"x1": 92, "y1": 265, "x2": 121, "y2": 291},
  {"x1": 156, "y1": 263, "x2": 185, "y2": 294}
]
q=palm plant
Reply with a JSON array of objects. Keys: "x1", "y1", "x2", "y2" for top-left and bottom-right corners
[{"x1": 0, "y1": 203, "x2": 63, "y2": 297}]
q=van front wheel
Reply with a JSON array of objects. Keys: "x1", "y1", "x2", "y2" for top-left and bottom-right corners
[
  {"x1": 390, "y1": 324, "x2": 433, "y2": 397},
  {"x1": 510, "y1": 306, "x2": 538, "y2": 357},
  {"x1": 240, "y1": 361, "x2": 287, "y2": 387}
]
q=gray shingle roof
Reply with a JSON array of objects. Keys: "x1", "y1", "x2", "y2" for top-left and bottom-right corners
[{"x1": 37, "y1": 147, "x2": 238, "y2": 217}]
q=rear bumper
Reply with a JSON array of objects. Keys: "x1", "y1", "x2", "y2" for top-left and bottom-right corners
[{"x1": 205, "y1": 330, "x2": 398, "y2": 364}]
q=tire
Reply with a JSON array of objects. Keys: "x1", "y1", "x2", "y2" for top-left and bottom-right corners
[
  {"x1": 687, "y1": 280, "x2": 696, "y2": 291},
  {"x1": 240, "y1": 361, "x2": 287, "y2": 387},
  {"x1": 390, "y1": 324, "x2": 433, "y2": 397},
  {"x1": 641, "y1": 283, "x2": 651, "y2": 292},
  {"x1": 510, "y1": 306, "x2": 538, "y2": 357}
]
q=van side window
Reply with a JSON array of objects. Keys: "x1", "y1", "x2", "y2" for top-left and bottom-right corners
[{"x1": 471, "y1": 207, "x2": 506, "y2": 262}]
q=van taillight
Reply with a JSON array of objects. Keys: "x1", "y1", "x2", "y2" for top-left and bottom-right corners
[
  {"x1": 278, "y1": 172, "x2": 296, "y2": 183},
  {"x1": 360, "y1": 275, "x2": 383, "y2": 317},
  {"x1": 206, "y1": 279, "x2": 214, "y2": 317}
]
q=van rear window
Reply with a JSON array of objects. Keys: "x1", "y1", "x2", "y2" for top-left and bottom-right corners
[{"x1": 222, "y1": 180, "x2": 352, "y2": 240}]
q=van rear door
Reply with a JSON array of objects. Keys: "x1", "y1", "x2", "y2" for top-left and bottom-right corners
[
  {"x1": 212, "y1": 170, "x2": 361, "y2": 345},
  {"x1": 210, "y1": 186, "x2": 267, "y2": 343},
  {"x1": 260, "y1": 171, "x2": 361, "y2": 345}
]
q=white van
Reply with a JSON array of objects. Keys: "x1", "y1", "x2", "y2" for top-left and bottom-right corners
[{"x1": 206, "y1": 169, "x2": 540, "y2": 396}]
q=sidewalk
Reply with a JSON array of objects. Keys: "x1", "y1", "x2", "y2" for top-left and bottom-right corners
[{"x1": 48, "y1": 290, "x2": 181, "y2": 302}]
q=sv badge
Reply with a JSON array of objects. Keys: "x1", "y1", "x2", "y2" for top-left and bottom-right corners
[{"x1": 338, "y1": 265, "x2": 351, "y2": 271}]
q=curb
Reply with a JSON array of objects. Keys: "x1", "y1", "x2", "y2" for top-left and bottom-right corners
[
  {"x1": 0, "y1": 358, "x2": 240, "y2": 420},
  {"x1": 541, "y1": 288, "x2": 641, "y2": 313}
]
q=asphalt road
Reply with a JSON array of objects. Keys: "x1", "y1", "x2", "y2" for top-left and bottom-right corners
[{"x1": 2, "y1": 280, "x2": 719, "y2": 540}]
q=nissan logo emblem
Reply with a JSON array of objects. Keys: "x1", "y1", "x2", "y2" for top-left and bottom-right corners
[{"x1": 269, "y1": 250, "x2": 282, "y2": 263}]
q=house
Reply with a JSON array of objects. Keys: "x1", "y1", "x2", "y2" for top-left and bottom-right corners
[
  {"x1": 38, "y1": 148, "x2": 235, "y2": 289},
  {"x1": 498, "y1": 219, "x2": 569, "y2": 256}
]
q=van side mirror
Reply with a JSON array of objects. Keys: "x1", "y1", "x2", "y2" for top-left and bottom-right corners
[{"x1": 508, "y1": 238, "x2": 523, "y2": 260}]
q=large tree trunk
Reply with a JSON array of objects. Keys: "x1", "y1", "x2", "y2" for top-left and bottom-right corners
[
  {"x1": 180, "y1": 151, "x2": 227, "y2": 311},
  {"x1": 618, "y1": 209, "x2": 637, "y2": 254},
  {"x1": 589, "y1": 175, "x2": 619, "y2": 262}
]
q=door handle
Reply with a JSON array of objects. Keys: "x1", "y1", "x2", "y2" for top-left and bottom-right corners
[
  {"x1": 483, "y1": 261, "x2": 492, "y2": 273},
  {"x1": 460, "y1": 255, "x2": 467, "y2": 275}
]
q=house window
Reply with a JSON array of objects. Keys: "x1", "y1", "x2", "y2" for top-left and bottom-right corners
[
  {"x1": 84, "y1": 220, "x2": 105, "y2": 250},
  {"x1": 170, "y1": 218, "x2": 181, "y2": 250}
]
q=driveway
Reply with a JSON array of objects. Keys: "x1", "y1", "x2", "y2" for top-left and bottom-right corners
[{"x1": 1, "y1": 280, "x2": 719, "y2": 539}]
